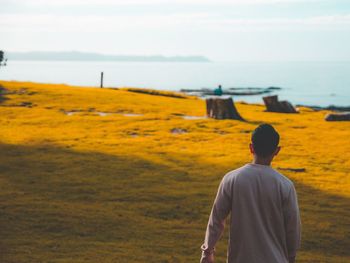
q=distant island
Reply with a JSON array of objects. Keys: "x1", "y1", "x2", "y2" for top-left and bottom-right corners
[{"x1": 6, "y1": 51, "x2": 210, "y2": 62}]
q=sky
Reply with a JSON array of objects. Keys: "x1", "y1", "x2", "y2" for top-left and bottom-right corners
[{"x1": 1, "y1": 0, "x2": 350, "y2": 61}]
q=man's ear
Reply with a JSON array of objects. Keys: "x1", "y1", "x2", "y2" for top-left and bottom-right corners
[
  {"x1": 274, "y1": 146, "x2": 281, "y2": 156},
  {"x1": 249, "y1": 143, "x2": 255, "y2": 154}
]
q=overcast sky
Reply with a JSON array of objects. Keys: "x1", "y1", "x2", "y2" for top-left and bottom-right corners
[{"x1": 1, "y1": 0, "x2": 350, "y2": 61}]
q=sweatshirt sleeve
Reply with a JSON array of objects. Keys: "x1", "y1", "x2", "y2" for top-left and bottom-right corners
[
  {"x1": 200, "y1": 175, "x2": 232, "y2": 261},
  {"x1": 283, "y1": 184, "x2": 301, "y2": 263}
]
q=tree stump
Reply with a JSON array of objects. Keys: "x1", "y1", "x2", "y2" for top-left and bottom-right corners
[
  {"x1": 206, "y1": 97, "x2": 244, "y2": 120},
  {"x1": 325, "y1": 112, "x2": 350, "y2": 121},
  {"x1": 263, "y1": 95, "x2": 297, "y2": 113}
]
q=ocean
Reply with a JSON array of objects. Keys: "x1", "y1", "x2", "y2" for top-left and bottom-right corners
[{"x1": 1, "y1": 60, "x2": 349, "y2": 107}]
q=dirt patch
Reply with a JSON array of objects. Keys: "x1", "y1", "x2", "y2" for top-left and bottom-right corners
[
  {"x1": 127, "y1": 132, "x2": 139, "y2": 138},
  {"x1": 61, "y1": 109, "x2": 143, "y2": 117},
  {"x1": 170, "y1": 128, "x2": 188, "y2": 134},
  {"x1": 2, "y1": 87, "x2": 37, "y2": 95},
  {"x1": 122, "y1": 113, "x2": 143, "y2": 117},
  {"x1": 214, "y1": 129, "x2": 228, "y2": 135},
  {"x1": 182, "y1": 115, "x2": 207, "y2": 120}
]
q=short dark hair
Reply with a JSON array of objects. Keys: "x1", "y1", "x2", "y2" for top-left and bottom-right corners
[{"x1": 251, "y1": 124, "x2": 280, "y2": 157}]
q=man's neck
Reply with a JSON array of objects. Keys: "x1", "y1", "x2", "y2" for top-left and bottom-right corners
[{"x1": 252, "y1": 157, "x2": 272, "y2": 166}]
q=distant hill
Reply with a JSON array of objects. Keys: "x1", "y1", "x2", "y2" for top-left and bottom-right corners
[{"x1": 6, "y1": 51, "x2": 210, "y2": 62}]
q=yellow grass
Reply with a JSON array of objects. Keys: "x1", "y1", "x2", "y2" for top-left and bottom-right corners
[{"x1": 0, "y1": 80, "x2": 349, "y2": 263}]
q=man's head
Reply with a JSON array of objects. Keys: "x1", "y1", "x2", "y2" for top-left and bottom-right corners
[{"x1": 250, "y1": 124, "x2": 280, "y2": 160}]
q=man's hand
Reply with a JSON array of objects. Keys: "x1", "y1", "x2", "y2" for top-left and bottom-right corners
[{"x1": 200, "y1": 252, "x2": 214, "y2": 263}]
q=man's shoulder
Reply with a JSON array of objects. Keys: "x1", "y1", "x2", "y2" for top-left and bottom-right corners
[
  {"x1": 270, "y1": 167, "x2": 295, "y2": 189},
  {"x1": 222, "y1": 165, "x2": 250, "y2": 181},
  {"x1": 223, "y1": 164, "x2": 295, "y2": 189}
]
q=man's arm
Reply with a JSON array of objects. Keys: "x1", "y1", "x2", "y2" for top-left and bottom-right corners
[
  {"x1": 283, "y1": 185, "x2": 301, "y2": 263},
  {"x1": 200, "y1": 175, "x2": 232, "y2": 263}
]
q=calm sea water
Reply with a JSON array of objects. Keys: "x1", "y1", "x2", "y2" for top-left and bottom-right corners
[{"x1": 1, "y1": 60, "x2": 349, "y2": 107}]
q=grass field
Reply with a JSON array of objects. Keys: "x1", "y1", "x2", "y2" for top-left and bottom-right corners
[{"x1": 0, "y1": 80, "x2": 349, "y2": 263}]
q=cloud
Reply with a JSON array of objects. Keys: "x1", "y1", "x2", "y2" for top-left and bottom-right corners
[
  {"x1": 0, "y1": 13, "x2": 212, "y2": 33},
  {"x1": 7, "y1": 0, "x2": 321, "y2": 6},
  {"x1": 1, "y1": 13, "x2": 350, "y2": 33}
]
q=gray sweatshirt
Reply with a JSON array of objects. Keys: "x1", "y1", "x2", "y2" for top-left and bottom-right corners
[{"x1": 200, "y1": 163, "x2": 301, "y2": 263}]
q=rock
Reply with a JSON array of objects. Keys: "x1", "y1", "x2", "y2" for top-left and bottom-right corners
[
  {"x1": 296, "y1": 105, "x2": 350, "y2": 112},
  {"x1": 181, "y1": 87, "x2": 276, "y2": 96},
  {"x1": 325, "y1": 112, "x2": 350, "y2": 121},
  {"x1": 278, "y1": 167, "x2": 306, "y2": 173}
]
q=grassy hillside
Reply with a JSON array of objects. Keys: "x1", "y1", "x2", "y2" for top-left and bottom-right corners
[{"x1": 0, "y1": 81, "x2": 349, "y2": 263}]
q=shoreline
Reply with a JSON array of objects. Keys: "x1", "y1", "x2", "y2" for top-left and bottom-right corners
[
  {"x1": 1, "y1": 80, "x2": 349, "y2": 111},
  {"x1": 295, "y1": 104, "x2": 350, "y2": 112},
  {"x1": 179, "y1": 88, "x2": 350, "y2": 111}
]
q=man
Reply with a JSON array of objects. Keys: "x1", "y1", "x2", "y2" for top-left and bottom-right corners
[
  {"x1": 200, "y1": 124, "x2": 301, "y2": 263},
  {"x1": 214, "y1": 85, "x2": 223, "y2": 96}
]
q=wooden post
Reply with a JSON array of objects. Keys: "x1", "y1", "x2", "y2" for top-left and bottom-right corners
[
  {"x1": 206, "y1": 97, "x2": 244, "y2": 120},
  {"x1": 0, "y1": 50, "x2": 6, "y2": 68},
  {"x1": 100, "y1": 72, "x2": 104, "y2": 88},
  {"x1": 263, "y1": 95, "x2": 297, "y2": 113},
  {"x1": 262, "y1": 95, "x2": 279, "y2": 112}
]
